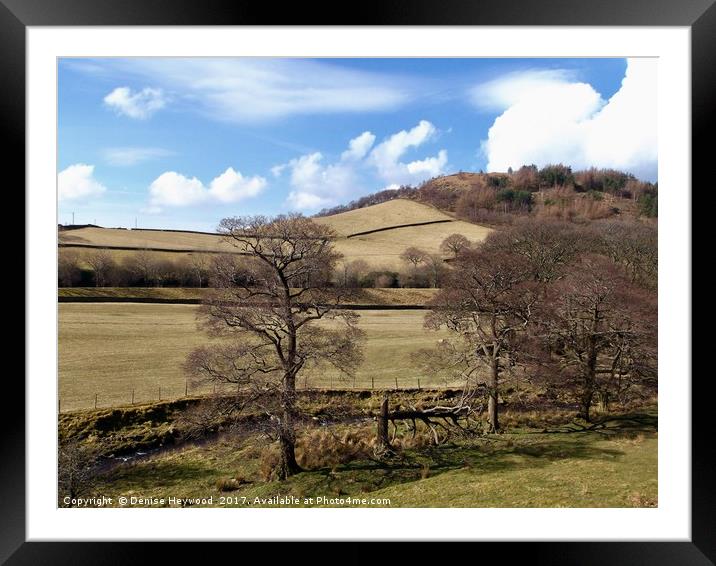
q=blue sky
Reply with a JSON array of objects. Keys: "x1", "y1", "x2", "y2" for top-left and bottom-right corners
[{"x1": 58, "y1": 57, "x2": 657, "y2": 231}]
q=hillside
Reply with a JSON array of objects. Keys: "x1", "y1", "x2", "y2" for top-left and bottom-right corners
[
  {"x1": 59, "y1": 226, "x2": 232, "y2": 252},
  {"x1": 59, "y1": 199, "x2": 494, "y2": 270},
  {"x1": 314, "y1": 198, "x2": 453, "y2": 236},
  {"x1": 316, "y1": 167, "x2": 657, "y2": 224}
]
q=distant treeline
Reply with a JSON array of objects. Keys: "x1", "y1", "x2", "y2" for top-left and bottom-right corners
[{"x1": 315, "y1": 164, "x2": 658, "y2": 223}]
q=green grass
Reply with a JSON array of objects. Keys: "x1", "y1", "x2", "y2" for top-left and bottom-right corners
[
  {"x1": 59, "y1": 304, "x2": 455, "y2": 411},
  {"x1": 89, "y1": 411, "x2": 657, "y2": 508}
]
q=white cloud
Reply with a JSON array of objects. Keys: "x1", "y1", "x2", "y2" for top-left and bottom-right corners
[
  {"x1": 368, "y1": 120, "x2": 448, "y2": 184},
  {"x1": 469, "y1": 69, "x2": 576, "y2": 112},
  {"x1": 148, "y1": 168, "x2": 266, "y2": 207},
  {"x1": 91, "y1": 59, "x2": 412, "y2": 123},
  {"x1": 286, "y1": 191, "x2": 334, "y2": 210},
  {"x1": 103, "y1": 146, "x2": 173, "y2": 166},
  {"x1": 208, "y1": 167, "x2": 267, "y2": 203},
  {"x1": 282, "y1": 152, "x2": 355, "y2": 211},
  {"x1": 58, "y1": 164, "x2": 107, "y2": 201},
  {"x1": 104, "y1": 87, "x2": 167, "y2": 119},
  {"x1": 478, "y1": 59, "x2": 657, "y2": 180},
  {"x1": 271, "y1": 163, "x2": 287, "y2": 177},
  {"x1": 149, "y1": 172, "x2": 206, "y2": 207},
  {"x1": 341, "y1": 131, "x2": 376, "y2": 161},
  {"x1": 406, "y1": 149, "x2": 448, "y2": 176},
  {"x1": 278, "y1": 121, "x2": 449, "y2": 211}
]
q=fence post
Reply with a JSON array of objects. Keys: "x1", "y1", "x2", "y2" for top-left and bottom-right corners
[
  {"x1": 131, "y1": 389, "x2": 134, "y2": 405},
  {"x1": 185, "y1": 380, "x2": 188, "y2": 397},
  {"x1": 417, "y1": 378, "x2": 421, "y2": 391},
  {"x1": 58, "y1": 398, "x2": 61, "y2": 413},
  {"x1": 395, "y1": 377, "x2": 398, "y2": 390},
  {"x1": 158, "y1": 386, "x2": 161, "y2": 401},
  {"x1": 371, "y1": 376, "x2": 374, "y2": 390},
  {"x1": 94, "y1": 394, "x2": 98, "y2": 409},
  {"x1": 377, "y1": 392, "x2": 391, "y2": 452}
]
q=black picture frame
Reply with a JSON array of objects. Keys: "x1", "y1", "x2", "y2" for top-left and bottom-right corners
[{"x1": 7, "y1": 0, "x2": 709, "y2": 563}]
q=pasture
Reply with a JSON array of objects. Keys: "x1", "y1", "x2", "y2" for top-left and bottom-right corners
[
  {"x1": 58, "y1": 286, "x2": 440, "y2": 305},
  {"x1": 58, "y1": 303, "x2": 455, "y2": 411},
  {"x1": 59, "y1": 199, "x2": 493, "y2": 270},
  {"x1": 313, "y1": 198, "x2": 453, "y2": 236},
  {"x1": 78, "y1": 407, "x2": 658, "y2": 508}
]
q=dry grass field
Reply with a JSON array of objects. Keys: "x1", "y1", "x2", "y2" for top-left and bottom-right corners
[
  {"x1": 59, "y1": 199, "x2": 493, "y2": 270},
  {"x1": 334, "y1": 220, "x2": 492, "y2": 267},
  {"x1": 59, "y1": 303, "x2": 455, "y2": 412},
  {"x1": 58, "y1": 287, "x2": 439, "y2": 305},
  {"x1": 59, "y1": 227, "x2": 232, "y2": 252},
  {"x1": 313, "y1": 199, "x2": 453, "y2": 235}
]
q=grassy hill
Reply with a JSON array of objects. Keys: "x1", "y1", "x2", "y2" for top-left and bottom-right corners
[
  {"x1": 59, "y1": 199, "x2": 493, "y2": 270},
  {"x1": 314, "y1": 198, "x2": 453, "y2": 236}
]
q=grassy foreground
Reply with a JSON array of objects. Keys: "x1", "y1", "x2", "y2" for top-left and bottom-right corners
[{"x1": 82, "y1": 410, "x2": 657, "y2": 508}]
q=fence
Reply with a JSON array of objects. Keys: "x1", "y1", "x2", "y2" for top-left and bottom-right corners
[{"x1": 58, "y1": 375, "x2": 459, "y2": 413}]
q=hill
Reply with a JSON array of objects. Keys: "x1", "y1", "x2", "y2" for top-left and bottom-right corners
[
  {"x1": 316, "y1": 167, "x2": 657, "y2": 224},
  {"x1": 314, "y1": 199, "x2": 453, "y2": 236},
  {"x1": 59, "y1": 199, "x2": 494, "y2": 270}
]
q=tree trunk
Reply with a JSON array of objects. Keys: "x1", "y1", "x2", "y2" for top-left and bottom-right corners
[
  {"x1": 277, "y1": 373, "x2": 302, "y2": 479},
  {"x1": 487, "y1": 356, "x2": 499, "y2": 432},
  {"x1": 377, "y1": 392, "x2": 391, "y2": 452},
  {"x1": 578, "y1": 388, "x2": 594, "y2": 422}
]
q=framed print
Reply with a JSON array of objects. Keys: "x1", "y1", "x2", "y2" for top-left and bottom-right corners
[{"x1": 8, "y1": 0, "x2": 711, "y2": 562}]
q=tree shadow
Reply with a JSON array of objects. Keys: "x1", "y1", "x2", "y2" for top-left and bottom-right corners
[
  {"x1": 103, "y1": 459, "x2": 220, "y2": 491},
  {"x1": 326, "y1": 413, "x2": 657, "y2": 491},
  {"x1": 537, "y1": 411, "x2": 657, "y2": 436}
]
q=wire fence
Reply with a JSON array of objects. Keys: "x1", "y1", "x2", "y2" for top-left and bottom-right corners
[{"x1": 58, "y1": 375, "x2": 462, "y2": 413}]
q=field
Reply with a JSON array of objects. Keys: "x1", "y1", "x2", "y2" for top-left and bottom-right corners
[
  {"x1": 59, "y1": 303, "x2": 455, "y2": 411},
  {"x1": 313, "y1": 198, "x2": 454, "y2": 235},
  {"x1": 59, "y1": 199, "x2": 494, "y2": 269},
  {"x1": 58, "y1": 286, "x2": 439, "y2": 305},
  {"x1": 59, "y1": 227, "x2": 233, "y2": 252},
  {"x1": 68, "y1": 401, "x2": 658, "y2": 508}
]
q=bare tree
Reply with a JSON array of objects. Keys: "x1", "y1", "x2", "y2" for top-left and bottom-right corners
[
  {"x1": 152, "y1": 258, "x2": 177, "y2": 287},
  {"x1": 124, "y1": 248, "x2": 156, "y2": 286},
  {"x1": 481, "y1": 219, "x2": 584, "y2": 282},
  {"x1": 84, "y1": 249, "x2": 114, "y2": 287},
  {"x1": 400, "y1": 246, "x2": 428, "y2": 286},
  {"x1": 58, "y1": 437, "x2": 101, "y2": 505},
  {"x1": 185, "y1": 214, "x2": 365, "y2": 479},
  {"x1": 400, "y1": 246, "x2": 428, "y2": 270},
  {"x1": 592, "y1": 221, "x2": 658, "y2": 289},
  {"x1": 440, "y1": 233, "x2": 471, "y2": 258},
  {"x1": 188, "y1": 252, "x2": 211, "y2": 287},
  {"x1": 336, "y1": 258, "x2": 369, "y2": 288},
  {"x1": 424, "y1": 254, "x2": 446, "y2": 288},
  {"x1": 58, "y1": 248, "x2": 81, "y2": 287},
  {"x1": 426, "y1": 249, "x2": 538, "y2": 431},
  {"x1": 533, "y1": 255, "x2": 657, "y2": 421}
]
